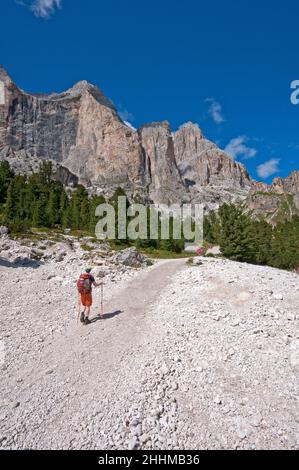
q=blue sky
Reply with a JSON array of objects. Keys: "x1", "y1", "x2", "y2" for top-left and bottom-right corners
[{"x1": 1, "y1": 0, "x2": 299, "y2": 182}]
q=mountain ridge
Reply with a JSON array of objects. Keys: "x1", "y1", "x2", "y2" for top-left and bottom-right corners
[{"x1": 0, "y1": 66, "x2": 298, "y2": 212}]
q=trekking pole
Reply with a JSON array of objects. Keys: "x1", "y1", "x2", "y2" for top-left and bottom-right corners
[
  {"x1": 100, "y1": 283, "x2": 104, "y2": 318},
  {"x1": 77, "y1": 293, "x2": 81, "y2": 324}
]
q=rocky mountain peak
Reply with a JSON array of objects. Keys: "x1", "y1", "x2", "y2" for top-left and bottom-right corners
[
  {"x1": 0, "y1": 65, "x2": 13, "y2": 85},
  {"x1": 0, "y1": 65, "x2": 18, "y2": 94},
  {"x1": 0, "y1": 67, "x2": 297, "y2": 210},
  {"x1": 175, "y1": 121, "x2": 204, "y2": 140},
  {"x1": 272, "y1": 171, "x2": 299, "y2": 194},
  {"x1": 67, "y1": 79, "x2": 102, "y2": 97},
  {"x1": 61, "y1": 80, "x2": 115, "y2": 110},
  {"x1": 251, "y1": 170, "x2": 299, "y2": 196},
  {"x1": 140, "y1": 120, "x2": 171, "y2": 131},
  {"x1": 71, "y1": 79, "x2": 94, "y2": 91}
]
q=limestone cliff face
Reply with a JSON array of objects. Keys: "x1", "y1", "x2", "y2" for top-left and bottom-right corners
[
  {"x1": 0, "y1": 65, "x2": 79, "y2": 172},
  {"x1": 172, "y1": 122, "x2": 252, "y2": 208},
  {"x1": 247, "y1": 171, "x2": 299, "y2": 220},
  {"x1": 174, "y1": 123, "x2": 251, "y2": 189},
  {"x1": 139, "y1": 122, "x2": 188, "y2": 204},
  {"x1": 272, "y1": 171, "x2": 299, "y2": 195},
  {"x1": 0, "y1": 66, "x2": 297, "y2": 210},
  {"x1": 251, "y1": 171, "x2": 299, "y2": 196},
  {"x1": 0, "y1": 67, "x2": 147, "y2": 197},
  {"x1": 63, "y1": 82, "x2": 146, "y2": 192}
]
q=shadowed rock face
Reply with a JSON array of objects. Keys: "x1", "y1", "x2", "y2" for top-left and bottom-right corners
[
  {"x1": 0, "y1": 66, "x2": 147, "y2": 196},
  {"x1": 0, "y1": 66, "x2": 297, "y2": 209},
  {"x1": 272, "y1": 172, "x2": 299, "y2": 195},
  {"x1": 251, "y1": 171, "x2": 299, "y2": 196},
  {"x1": 174, "y1": 123, "x2": 251, "y2": 189},
  {"x1": 0, "y1": 65, "x2": 79, "y2": 164},
  {"x1": 247, "y1": 171, "x2": 299, "y2": 221},
  {"x1": 139, "y1": 121, "x2": 188, "y2": 204}
]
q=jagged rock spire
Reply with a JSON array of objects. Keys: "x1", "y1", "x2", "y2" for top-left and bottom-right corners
[
  {"x1": 0, "y1": 66, "x2": 297, "y2": 211},
  {"x1": 0, "y1": 65, "x2": 14, "y2": 86}
]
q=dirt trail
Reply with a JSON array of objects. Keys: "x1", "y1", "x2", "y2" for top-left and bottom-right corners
[
  {"x1": 0, "y1": 258, "x2": 186, "y2": 449},
  {"x1": 47, "y1": 258, "x2": 186, "y2": 382},
  {"x1": 1, "y1": 256, "x2": 297, "y2": 450}
]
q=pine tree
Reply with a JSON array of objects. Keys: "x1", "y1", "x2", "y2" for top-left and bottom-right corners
[
  {"x1": 158, "y1": 215, "x2": 184, "y2": 253},
  {"x1": 47, "y1": 183, "x2": 63, "y2": 227},
  {"x1": 32, "y1": 196, "x2": 48, "y2": 227},
  {"x1": 135, "y1": 207, "x2": 159, "y2": 249},
  {"x1": 38, "y1": 161, "x2": 53, "y2": 186},
  {"x1": 70, "y1": 185, "x2": 89, "y2": 229},
  {"x1": 89, "y1": 194, "x2": 106, "y2": 233},
  {"x1": 110, "y1": 187, "x2": 130, "y2": 244},
  {"x1": 204, "y1": 210, "x2": 221, "y2": 244},
  {"x1": 4, "y1": 175, "x2": 27, "y2": 228},
  {"x1": 250, "y1": 219, "x2": 273, "y2": 265},
  {"x1": 218, "y1": 204, "x2": 255, "y2": 262},
  {"x1": 60, "y1": 191, "x2": 71, "y2": 228},
  {"x1": 4, "y1": 180, "x2": 16, "y2": 223},
  {"x1": 80, "y1": 197, "x2": 91, "y2": 231},
  {"x1": 270, "y1": 216, "x2": 299, "y2": 269},
  {"x1": 0, "y1": 160, "x2": 14, "y2": 205}
]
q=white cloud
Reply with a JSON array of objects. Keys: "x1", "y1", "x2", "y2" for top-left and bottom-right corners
[
  {"x1": 224, "y1": 135, "x2": 257, "y2": 160},
  {"x1": 30, "y1": 0, "x2": 62, "y2": 18},
  {"x1": 118, "y1": 107, "x2": 136, "y2": 131},
  {"x1": 123, "y1": 121, "x2": 136, "y2": 131},
  {"x1": 257, "y1": 159, "x2": 280, "y2": 179},
  {"x1": 119, "y1": 108, "x2": 135, "y2": 123},
  {"x1": 206, "y1": 98, "x2": 225, "y2": 124}
]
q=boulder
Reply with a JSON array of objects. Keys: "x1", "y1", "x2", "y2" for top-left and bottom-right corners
[
  {"x1": 42, "y1": 243, "x2": 69, "y2": 262},
  {"x1": 96, "y1": 266, "x2": 111, "y2": 278},
  {"x1": 0, "y1": 226, "x2": 8, "y2": 236},
  {"x1": 206, "y1": 246, "x2": 221, "y2": 256},
  {"x1": 193, "y1": 257, "x2": 203, "y2": 266},
  {"x1": 113, "y1": 247, "x2": 146, "y2": 267},
  {"x1": 184, "y1": 245, "x2": 198, "y2": 254}
]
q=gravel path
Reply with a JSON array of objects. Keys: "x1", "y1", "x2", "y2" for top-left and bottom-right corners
[{"x1": 0, "y1": 256, "x2": 298, "y2": 450}]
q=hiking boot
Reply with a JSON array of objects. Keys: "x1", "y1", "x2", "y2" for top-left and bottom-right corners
[
  {"x1": 80, "y1": 312, "x2": 85, "y2": 323},
  {"x1": 84, "y1": 317, "x2": 91, "y2": 325}
]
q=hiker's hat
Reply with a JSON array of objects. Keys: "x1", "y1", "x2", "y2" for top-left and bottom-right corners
[{"x1": 85, "y1": 266, "x2": 92, "y2": 273}]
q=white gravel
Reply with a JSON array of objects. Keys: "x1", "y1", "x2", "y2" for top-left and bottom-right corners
[{"x1": 0, "y1": 241, "x2": 298, "y2": 450}]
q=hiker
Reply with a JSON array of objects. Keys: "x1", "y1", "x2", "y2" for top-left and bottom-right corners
[
  {"x1": 77, "y1": 267, "x2": 102, "y2": 325},
  {"x1": 197, "y1": 247, "x2": 203, "y2": 256}
]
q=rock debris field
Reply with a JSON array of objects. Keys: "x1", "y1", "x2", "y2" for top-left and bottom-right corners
[{"x1": 0, "y1": 234, "x2": 298, "y2": 450}]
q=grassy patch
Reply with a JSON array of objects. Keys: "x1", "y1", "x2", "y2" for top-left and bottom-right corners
[
  {"x1": 67, "y1": 229, "x2": 96, "y2": 239},
  {"x1": 80, "y1": 244, "x2": 95, "y2": 252},
  {"x1": 31, "y1": 227, "x2": 64, "y2": 234},
  {"x1": 140, "y1": 248, "x2": 197, "y2": 259},
  {"x1": 254, "y1": 191, "x2": 283, "y2": 197},
  {"x1": 108, "y1": 240, "x2": 132, "y2": 252},
  {"x1": 11, "y1": 228, "x2": 64, "y2": 244}
]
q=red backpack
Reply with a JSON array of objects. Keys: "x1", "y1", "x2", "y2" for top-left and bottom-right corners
[{"x1": 77, "y1": 273, "x2": 92, "y2": 294}]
